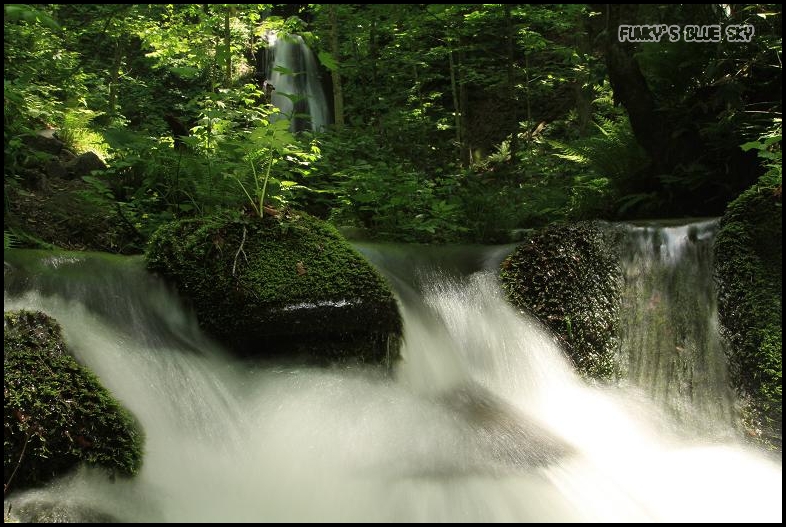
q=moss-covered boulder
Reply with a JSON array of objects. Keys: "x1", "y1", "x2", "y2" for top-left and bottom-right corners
[
  {"x1": 500, "y1": 222, "x2": 621, "y2": 379},
  {"x1": 714, "y1": 175, "x2": 782, "y2": 448},
  {"x1": 145, "y1": 210, "x2": 402, "y2": 363},
  {"x1": 3, "y1": 311, "x2": 144, "y2": 493}
]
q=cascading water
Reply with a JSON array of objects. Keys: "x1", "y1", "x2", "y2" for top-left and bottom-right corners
[
  {"x1": 618, "y1": 219, "x2": 738, "y2": 439},
  {"x1": 265, "y1": 32, "x2": 330, "y2": 132},
  {"x1": 3, "y1": 221, "x2": 782, "y2": 522}
]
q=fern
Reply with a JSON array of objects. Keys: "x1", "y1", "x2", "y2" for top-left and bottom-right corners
[
  {"x1": 550, "y1": 115, "x2": 649, "y2": 181},
  {"x1": 4, "y1": 230, "x2": 18, "y2": 250},
  {"x1": 4, "y1": 228, "x2": 57, "y2": 250},
  {"x1": 487, "y1": 140, "x2": 512, "y2": 164},
  {"x1": 58, "y1": 108, "x2": 109, "y2": 157},
  {"x1": 550, "y1": 140, "x2": 590, "y2": 164}
]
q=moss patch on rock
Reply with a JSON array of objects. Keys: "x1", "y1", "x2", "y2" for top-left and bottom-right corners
[
  {"x1": 714, "y1": 174, "x2": 782, "y2": 449},
  {"x1": 4, "y1": 310, "x2": 144, "y2": 493},
  {"x1": 500, "y1": 222, "x2": 622, "y2": 379},
  {"x1": 145, "y1": 210, "x2": 402, "y2": 363}
]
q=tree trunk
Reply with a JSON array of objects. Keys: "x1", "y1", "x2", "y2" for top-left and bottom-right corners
[
  {"x1": 223, "y1": 7, "x2": 232, "y2": 88},
  {"x1": 369, "y1": 17, "x2": 378, "y2": 85},
  {"x1": 107, "y1": 39, "x2": 123, "y2": 117},
  {"x1": 448, "y1": 44, "x2": 462, "y2": 157},
  {"x1": 505, "y1": 4, "x2": 518, "y2": 157},
  {"x1": 588, "y1": 4, "x2": 683, "y2": 186},
  {"x1": 458, "y1": 37, "x2": 470, "y2": 166},
  {"x1": 603, "y1": 35, "x2": 664, "y2": 164},
  {"x1": 329, "y1": 5, "x2": 345, "y2": 130},
  {"x1": 524, "y1": 51, "x2": 531, "y2": 140}
]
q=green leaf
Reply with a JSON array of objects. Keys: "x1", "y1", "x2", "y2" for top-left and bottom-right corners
[
  {"x1": 171, "y1": 66, "x2": 200, "y2": 79},
  {"x1": 248, "y1": 119, "x2": 295, "y2": 153},
  {"x1": 273, "y1": 65, "x2": 295, "y2": 75},
  {"x1": 5, "y1": 4, "x2": 60, "y2": 30},
  {"x1": 318, "y1": 51, "x2": 338, "y2": 71},
  {"x1": 278, "y1": 92, "x2": 305, "y2": 104},
  {"x1": 741, "y1": 141, "x2": 764, "y2": 152}
]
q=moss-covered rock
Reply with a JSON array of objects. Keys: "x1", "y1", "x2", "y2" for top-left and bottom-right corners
[
  {"x1": 714, "y1": 175, "x2": 782, "y2": 449},
  {"x1": 3, "y1": 311, "x2": 144, "y2": 493},
  {"x1": 500, "y1": 222, "x2": 622, "y2": 379},
  {"x1": 145, "y1": 210, "x2": 402, "y2": 363}
]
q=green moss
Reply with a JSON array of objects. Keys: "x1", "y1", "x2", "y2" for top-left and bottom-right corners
[
  {"x1": 3, "y1": 310, "x2": 144, "y2": 493},
  {"x1": 500, "y1": 222, "x2": 622, "y2": 379},
  {"x1": 714, "y1": 174, "x2": 782, "y2": 448},
  {"x1": 145, "y1": 210, "x2": 402, "y2": 363}
]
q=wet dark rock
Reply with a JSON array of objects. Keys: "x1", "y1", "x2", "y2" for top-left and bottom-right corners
[
  {"x1": 500, "y1": 222, "x2": 622, "y2": 379},
  {"x1": 64, "y1": 151, "x2": 107, "y2": 180}
]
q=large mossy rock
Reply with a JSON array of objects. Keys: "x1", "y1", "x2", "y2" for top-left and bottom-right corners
[
  {"x1": 500, "y1": 222, "x2": 622, "y2": 379},
  {"x1": 714, "y1": 175, "x2": 782, "y2": 448},
  {"x1": 3, "y1": 311, "x2": 144, "y2": 493},
  {"x1": 145, "y1": 210, "x2": 402, "y2": 363}
]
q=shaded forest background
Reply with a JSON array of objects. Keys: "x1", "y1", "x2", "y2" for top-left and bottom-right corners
[{"x1": 4, "y1": 4, "x2": 782, "y2": 248}]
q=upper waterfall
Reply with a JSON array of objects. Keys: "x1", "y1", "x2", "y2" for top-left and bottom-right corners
[{"x1": 265, "y1": 32, "x2": 330, "y2": 132}]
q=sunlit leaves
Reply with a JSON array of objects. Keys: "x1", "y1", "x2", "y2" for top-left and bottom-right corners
[{"x1": 246, "y1": 119, "x2": 290, "y2": 155}]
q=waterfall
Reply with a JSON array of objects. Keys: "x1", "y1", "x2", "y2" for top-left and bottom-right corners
[
  {"x1": 3, "y1": 231, "x2": 782, "y2": 522},
  {"x1": 618, "y1": 219, "x2": 738, "y2": 438},
  {"x1": 265, "y1": 32, "x2": 330, "y2": 132}
]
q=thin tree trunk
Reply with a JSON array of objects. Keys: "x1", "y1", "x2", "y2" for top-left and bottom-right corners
[
  {"x1": 505, "y1": 4, "x2": 518, "y2": 157},
  {"x1": 107, "y1": 39, "x2": 123, "y2": 117},
  {"x1": 458, "y1": 56, "x2": 472, "y2": 166},
  {"x1": 329, "y1": 5, "x2": 345, "y2": 129},
  {"x1": 369, "y1": 17, "x2": 378, "y2": 85},
  {"x1": 448, "y1": 45, "x2": 462, "y2": 161},
  {"x1": 224, "y1": 7, "x2": 232, "y2": 87},
  {"x1": 458, "y1": 41, "x2": 470, "y2": 166},
  {"x1": 525, "y1": 51, "x2": 532, "y2": 140}
]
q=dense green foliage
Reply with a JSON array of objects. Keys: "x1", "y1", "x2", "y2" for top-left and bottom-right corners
[
  {"x1": 715, "y1": 169, "x2": 782, "y2": 449},
  {"x1": 500, "y1": 222, "x2": 622, "y2": 379},
  {"x1": 4, "y1": 310, "x2": 144, "y2": 493},
  {"x1": 2, "y1": 3, "x2": 782, "y2": 438},
  {"x1": 4, "y1": 4, "x2": 781, "y2": 247},
  {"x1": 146, "y1": 210, "x2": 402, "y2": 362}
]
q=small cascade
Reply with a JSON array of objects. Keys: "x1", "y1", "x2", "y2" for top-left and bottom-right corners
[
  {"x1": 618, "y1": 219, "x2": 738, "y2": 438},
  {"x1": 2, "y1": 238, "x2": 781, "y2": 522},
  {"x1": 265, "y1": 32, "x2": 330, "y2": 132}
]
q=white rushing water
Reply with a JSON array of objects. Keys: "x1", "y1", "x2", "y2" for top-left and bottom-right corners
[
  {"x1": 3, "y1": 225, "x2": 782, "y2": 522},
  {"x1": 265, "y1": 32, "x2": 330, "y2": 132}
]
